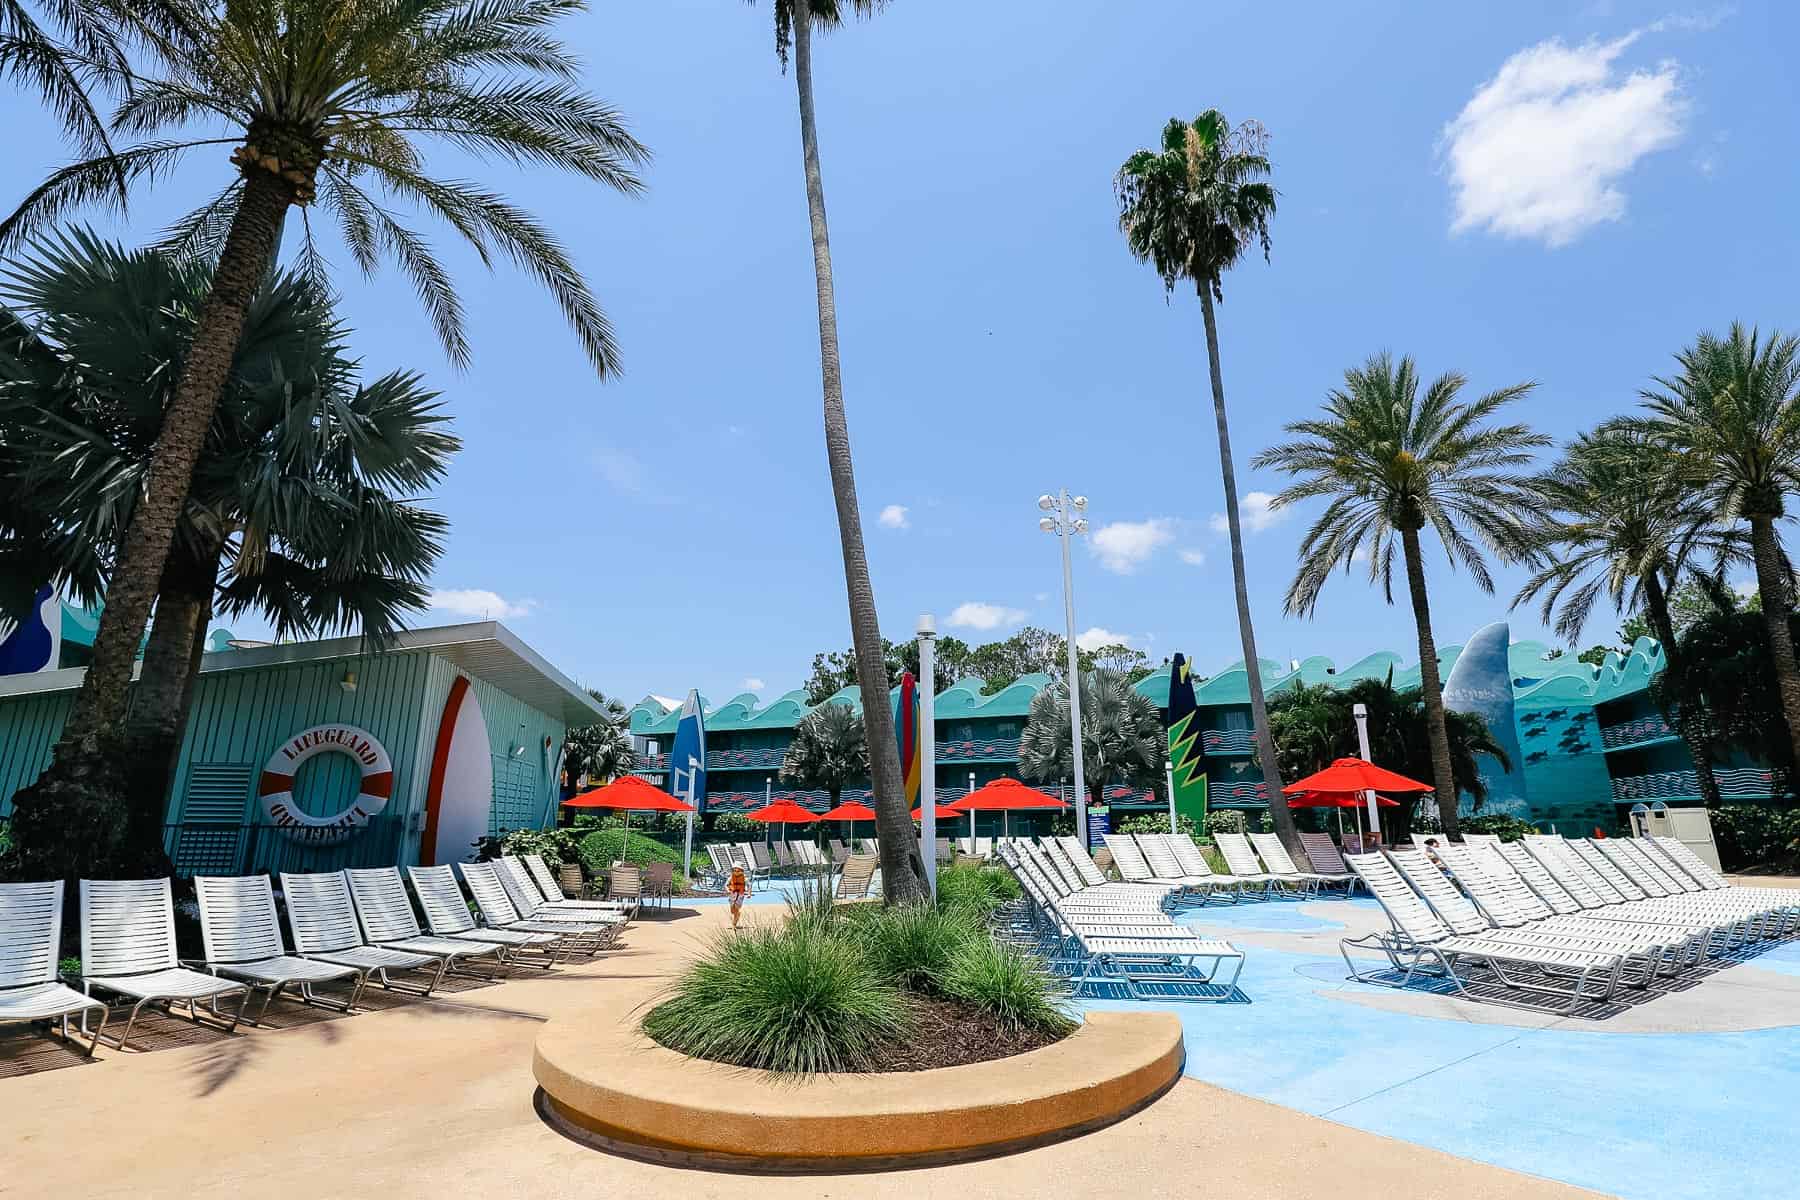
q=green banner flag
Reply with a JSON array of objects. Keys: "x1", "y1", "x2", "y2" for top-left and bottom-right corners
[{"x1": 1166, "y1": 653, "x2": 1208, "y2": 827}]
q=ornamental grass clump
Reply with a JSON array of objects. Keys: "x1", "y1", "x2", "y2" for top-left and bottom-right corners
[
  {"x1": 852, "y1": 902, "x2": 981, "y2": 992},
  {"x1": 943, "y1": 936, "x2": 1077, "y2": 1038},
  {"x1": 643, "y1": 923, "x2": 908, "y2": 1074},
  {"x1": 936, "y1": 863, "x2": 1020, "y2": 917}
]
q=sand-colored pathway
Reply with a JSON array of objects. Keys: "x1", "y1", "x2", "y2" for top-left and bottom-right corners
[{"x1": 0, "y1": 901, "x2": 1608, "y2": 1200}]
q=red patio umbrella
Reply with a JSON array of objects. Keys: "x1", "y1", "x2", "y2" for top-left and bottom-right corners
[
  {"x1": 745, "y1": 797, "x2": 821, "y2": 843},
  {"x1": 911, "y1": 803, "x2": 963, "y2": 821},
  {"x1": 1284, "y1": 757, "x2": 1424, "y2": 848},
  {"x1": 950, "y1": 777, "x2": 1068, "y2": 840},
  {"x1": 562, "y1": 774, "x2": 695, "y2": 836},
  {"x1": 818, "y1": 800, "x2": 876, "y2": 822},
  {"x1": 1286, "y1": 790, "x2": 1400, "y2": 809}
]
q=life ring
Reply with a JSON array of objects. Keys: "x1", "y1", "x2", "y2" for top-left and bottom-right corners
[{"x1": 259, "y1": 724, "x2": 394, "y2": 844}]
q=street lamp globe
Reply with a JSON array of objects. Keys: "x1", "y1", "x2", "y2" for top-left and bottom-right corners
[
  {"x1": 1039, "y1": 516, "x2": 1056, "y2": 532},
  {"x1": 1038, "y1": 494, "x2": 1056, "y2": 511},
  {"x1": 1072, "y1": 495, "x2": 1088, "y2": 511},
  {"x1": 1073, "y1": 518, "x2": 1088, "y2": 533}
]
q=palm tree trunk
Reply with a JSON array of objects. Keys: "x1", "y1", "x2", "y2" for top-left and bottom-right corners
[
  {"x1": 1641, "y1": 571, "x2": 1723, "y2": 808},
  {"x1": 5, "y1": 168, "x2": 291, "y2": 883},
  {"x1": 119, "y1": 540, "x2": 221, "y2": 866},
  {"x1": 1197, "y1": 286, "x2": 1297, "y2": 853},
  {"x1": 1747, "y1": 513, "x2": 1800, "y2": 774},
  {"x1": 790, "y1": 13, "x2": 923, "y2": 903},
  {"x1": 1398, "y1": 526, "x2": 1460, "y2": 838}
]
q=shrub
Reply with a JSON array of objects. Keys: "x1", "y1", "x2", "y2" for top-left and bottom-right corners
[
  {"x1": 643, "y1": 923, "x2": 908, "y2": 1073},
  {"x1": 936, "y1": 863, "x2": 1019, "y2": 917},
  {"x1": 941, "y1": 935, "x2": 1076, "y2": 1037},
  {"x1": 851, "y1": 902, "x2": 981, "y2": 992},
  {"x1": 578, "y1": 828, "x2": 682, "y2": 873},
  {"x1": 709, "y1": 812, "x2": 763, "y2": 836},
  {"x1": 1710, "y1": 804, "x2": 1800, "y2": 872},
  {"x1": 1205, "y1": 810, "x2": 1246, "y2": 837},
  {"x1": 1116, "y1": 812, "x2": 1200, "y2": 838},
  {"x1": 1459, "y1": 813, "x2": 1539, "y2": 843},
  {"x1": 784, "y1": 872, "x2": 839, "y2": 936}
]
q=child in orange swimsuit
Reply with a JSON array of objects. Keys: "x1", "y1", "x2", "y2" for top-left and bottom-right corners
[{"x1": 726, "y1": 865, "x2": 750, "y2": 929}]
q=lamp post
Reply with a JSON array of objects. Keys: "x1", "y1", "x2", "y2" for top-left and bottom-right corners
[
  {"x1": 1352, "y1": 702, "x2": 1380, "y2": 846},
  {"x1": 917, "y1": 613, "x2": 939, "y2": 897},
  {"x1": 1039, "y1": 490, "x2": 1090, "y2": 846}
]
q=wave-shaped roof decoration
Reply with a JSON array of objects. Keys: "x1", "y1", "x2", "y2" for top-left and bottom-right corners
[{"x1": 629, "y1": 627, "x2": 1668, "y2": 736}]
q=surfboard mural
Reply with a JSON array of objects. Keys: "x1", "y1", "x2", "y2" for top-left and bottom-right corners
[
  {"x1": 1442, "y1": 620, "x2": 1527, "y2": 816},
  {"x1": 421, "y1": 675, "x2": 494, "y2": 865},
  {"x1": 668, "y1": 689, "x2": 706, "y2": 811},
  {"x1": 0, "y1": 586, "x2": 60, "y2": 676}
]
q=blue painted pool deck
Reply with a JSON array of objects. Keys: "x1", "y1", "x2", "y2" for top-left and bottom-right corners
[
  {"x1": 691, "y1": 882, "x2": 1799, "y2": 1199},
  {"x1": 1087, "y1": 898, "x2": 1800, "y2": 1200}
]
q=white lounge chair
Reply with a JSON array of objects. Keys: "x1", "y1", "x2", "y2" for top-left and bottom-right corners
[
  {"x1": 1156, "y1": 834, "x2": 1246, "y2": 902},
  {"x1": 1340, "y1": 853, "x2": 1625, "y2": 1009},
  {"x1": 79, "y1": 878, "x2": 251, "y2": 1049},
  {"x1": 457, "y1": 862, "x2": 613, "y2": 957},
  {"x1": 406, "y1": 865, "x2": 562, "y2": 964},
  {"x1": 280, "y1": 871, "x2": 446, "y2": 996},
  {"x1": 519, "y1": 854, "x2": 632, "y2": 919},
  {"x1": 504, "y1": 858, "x2": 629, "y2": 928},
  {"x1": 193, "y1": 875, "x2": 365, "y2": 1021},
  {"x1": 1251, "y1": 831, "x2": 1352, "y2": 893},
  {"x1": 343, "y1": 867, "x2": 504, "y2": 977},
  {"x1": 0, "y1": 880, "x2": 107, "y2": 1053},
  {"x1": 1211, "y1": 832, "x2": 1288, "y2": 897}
]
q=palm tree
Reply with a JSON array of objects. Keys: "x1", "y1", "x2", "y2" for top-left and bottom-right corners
[
  {"x1": 1, "y1": 0, "x2": 646, "y2": 869},
  {"x1": 1114, "y1": 111, "x2": 1296, "y2": 850},
  {"x1": 1624, "y1": 326, "x2": 1800, "y2": 770},
  {"x1": 564, "y1": 691, "x2": 637, "y2": 790},
  {"x1": 1253, "y1": 352, "x2": 1547, "y2": 837},
  {"x1": 0, "y1": 1, "x2": 162, "y2": 172},
  {"x1": 779, "y1": 702, "x2": 869, "y2": 809},
  {"x1": 755, "y1": 0, "x2": 922, "y2": 901},
  {"x1": 0, "y1": 230, "x2": 453, "y2": 870},
  {"x1": 1019, "y1": 669, "x2": 1166, "y2": 810},
  {"x1": 1513, "y1": 430, "x2": 1746, "y2": 808}
]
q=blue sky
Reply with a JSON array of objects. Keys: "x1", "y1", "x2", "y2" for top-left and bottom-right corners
[{"x1": 7, "y1": 1, "x2": 1797, "y2": 707}]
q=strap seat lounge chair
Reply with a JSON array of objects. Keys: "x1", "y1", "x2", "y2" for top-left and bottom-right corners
[
  {"x1": 1298, "y1": 832, "x2": 1365, "y2": 895},
  {"x1": 770, "y1": 842, "x2": 795, "y2": 873},
  {"x1": 1211, "y1": 833, "x2": 1290, "y2": 898},
  {"x1": 457, "y1": 863, "x2": 610, "y2": 957},
  {"x1": 748, "y1": 843, "x2": 776, "y2": 879},
  {"x1": 1385, "y1": 849, "x2": 1683, "y2": 982},
  {"x1": 193, "y1": 875, "x2": 365, "y2": 1022},
  {"x1": 1011, "y1": 844, "x2": 1170, "y2": 914},
  {"x1": 1340, "y1": 853, "x2": 1627, "y2": 1009},
  {"x1": 344, "y1": 867, "x2": 503, "y2": 977},
  {"x1": 1597, "y1": 838, "x2": 1797, "y2": 934},
  {"x1": 1054, "y1": 837, "x2": 1118, "y2": 890},
  {"x1": 404, "y1": 866, "x2": 561, "y2": 965},
  {"x1": 1522, "y1": 838, "x2": 1769, "y2": 946},
  {"x1": 1251, "y1": 832, "x2": 1352, "y2": 894},
  {"x1": 79, "y1": 878, "x2": 251, "y2": 1049},
  {"x1": 1488, "y1": 843, "x2": 1736, "y2": 952},
  {"x1": 1648, "y1": 837, "x2": 1800, "y2": 908},
  {"x1": 280, "y1": 872, "x2": 446, "y2": 996},
  {"x1": 0, "y1": 881, "x2": 108, "y2": 1053},
  {"x1": 1433, "y1": 843, "x2": 1707, "y2": 972},
  {"x1": 835, "y1": 854, "x2": 878, "y2": 901},
  {"x1": 518, "y1": 855, "x2": 632, "y2": 918},
  {"x1": 1099, "y1": 834, "x2": 1195, "y2": 896},
  {"x1": 497, "y1": 859, "x2": 627, "y2": 936},
  {"x1": 1159, "y1": 834, "x2": 1247, "y2": 903},
  {"x1": 1132, "y1": 835, "x2": 1219, "y2": 899},
  {"x1": 705, "y1": 844, "x2": 733, "y2": 882}
]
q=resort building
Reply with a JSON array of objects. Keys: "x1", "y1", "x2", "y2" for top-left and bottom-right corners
[
  {"x1": 0, "y1": 622, "x2": 605, "y2": 875},
  {"x1": 629, "y1": 620, "x2": 1788, "y2": 835}
]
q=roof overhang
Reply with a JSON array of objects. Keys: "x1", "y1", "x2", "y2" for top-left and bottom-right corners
[{"x1": 0, "y1": 621, "x2": 607, "y2": 727}]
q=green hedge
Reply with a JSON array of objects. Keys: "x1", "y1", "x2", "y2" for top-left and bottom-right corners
[
  {"x1": 1711, "y1": 804, "x2": 1800, "y2": 872},
  {"x1": 1458, "y1": 813, "x2": 1540, "y2": 843}
]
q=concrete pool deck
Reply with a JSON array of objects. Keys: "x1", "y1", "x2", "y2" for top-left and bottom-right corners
[{"x1": 2, "y1": 897, "x2": 1612, "y2": 1200}]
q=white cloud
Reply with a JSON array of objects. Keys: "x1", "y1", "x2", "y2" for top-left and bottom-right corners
[
  {"x1": 742, "y1": 677, "x2": 766, "y2": 692},
  {"x1": 1090, "y1": 518, "x2": 1174, "y2": 574},
  {"x1": 593, "y1": 446, "x2": 655, "y2": 497},
  {"x1": 1076, "y1": 627, "x2": 1132, "y2": 652},
  {"x1": 428, "y1": 588, "x2": 537, "y2": 620},
  {"x1": 1178, "y1": 548, "x2": 1206, "y2": 566},
  {"x1": 946, "y1": 601, "x2": 1028, "y2": 631},
  {"x1": 1208, "y1": 492, "x2": 1287, "y2": 535},
  {"x1": 877, "y1": 504, "x2": 910, "y2": 530},
  {"x1": 1440, "y1": 33, "x2": 1687, "y2": 247}
]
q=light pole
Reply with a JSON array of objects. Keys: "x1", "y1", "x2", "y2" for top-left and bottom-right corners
[
  {"x1": 916, "y1": 613, "x2": 939, "y2": 897},
  {"x1": 1039, "y1": 490, "x2": 1090, "y2": 845},
  {"x1": 1352, "y1": 702, "x2": 1380, "y2": 846}
]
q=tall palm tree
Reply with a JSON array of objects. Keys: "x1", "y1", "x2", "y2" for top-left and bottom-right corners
[
  {"x1": 1114, "y1": 111, "x2": 1298, "y2": 850},
  {"x1": 1019, "y1": 669, "x2": 1166, "y2": 810},
  {"x1": 1, "y1": 0, "x2": 646, "y2": 870},
  {"x1": 779, "y1": 702, "x2": 869, "y2": 809},
  {"x1": 0, "y1": 230, "x2": 452, "y2": 870},
  {"x1": 1512, "y1": 429, "x2": 1745, "y2": 808},
  {"x1": 1253, "y1": 352, "x2": 1546, "y2": 837},
  {"x1": 564, "y1": 690, "x2": 637, "y2": 790},
  {"x1": 755, "y1": 0, "x2": 922, "y2": 901},
  {"x1": 1624, "y1": 326, "x2": 1800, "y2": 770}
]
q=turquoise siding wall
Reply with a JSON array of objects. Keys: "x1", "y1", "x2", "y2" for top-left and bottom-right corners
[{"x1": 0, "y1": 690, "x2": 70, "y2": 818}]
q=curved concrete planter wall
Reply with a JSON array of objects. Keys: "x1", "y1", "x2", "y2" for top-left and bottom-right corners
[{"x1": 534, "y1": 1010, "x2": 1183, "y2": 1170}]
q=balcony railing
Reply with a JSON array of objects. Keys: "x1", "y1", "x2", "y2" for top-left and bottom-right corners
[
  {"x1": 1610, "y1": 767, "x2": 1789, "y2": 803},
  {"x1": 1600, "y1": 714, "x2": 1676, "y2": 750},
  {"x1": 1202, "y1": 729, "x2": 1256, "y2": 756}
]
